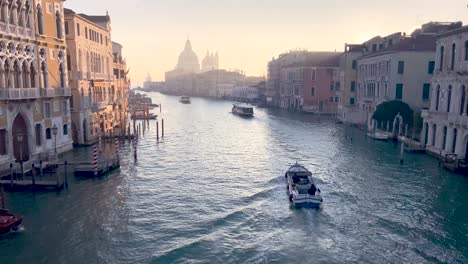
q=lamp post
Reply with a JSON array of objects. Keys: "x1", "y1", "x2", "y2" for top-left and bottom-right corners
[
  {"x1": 52, "y1": 124, "x2": 58, "y2": 160},
  {"x1": 17, "y1": 132, "x2": 24, "y2": 178}
]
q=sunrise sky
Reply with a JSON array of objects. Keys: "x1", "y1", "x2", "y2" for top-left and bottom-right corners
[{"x1": 66, "y1": 0, "x2": 468, "y2": 85}]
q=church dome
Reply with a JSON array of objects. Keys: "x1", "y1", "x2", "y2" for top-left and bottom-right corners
[{"x1": 176, "y1": 39, "x2": 200, "y2": 73}]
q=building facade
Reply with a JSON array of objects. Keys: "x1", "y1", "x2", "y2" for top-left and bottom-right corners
[
  {"x1": 266, "y1": 50, "x2": 310, "y2": 107},
  {"x1": 112, "y1": 41, "x2": 129, "y2": 136},
  {"x1": 422, "y1": 26, "x2": 468, "y2": 159},
  {"x1": 356, "y1": 34, "x2": 436, "y2": 129},
  {"x1": 0, "y1": 0, "x2": 72, "y2": 171},
  {"x1": 274, "y1": 52, "x2": 341, "y2": 113},
  {"x1": 337, "y1": 44, "x2": 364, "y2": 123},
  {"x1": 64, "y1": 8, "x2": 122, "y2": 145},
  {"x1": 201, "y1": 51, "x2": 219, "y2": 72}
]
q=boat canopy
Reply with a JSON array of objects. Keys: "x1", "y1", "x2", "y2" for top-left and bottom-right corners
[
  {"x1": 233, "y1": 103, "x2": 253, "y2": 109},
  {"x1": 287, "y1": 164, "x2": 311, "y2": 174}
]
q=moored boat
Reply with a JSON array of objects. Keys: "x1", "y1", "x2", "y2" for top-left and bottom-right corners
[
  {"x1": 232, "y1": 104, "x2": 254, "y2": 117},
  {"x1": 131, "y1": 110, "x2": 158, "y2": 120},
  {"x1": 0, "y1": 209, "x2": 23, "y2": 235},
  {"x1": 180, "y1": 96, "x2": 191, "y2": 104},
  {"x1": 285, "y1": 163, "x2": 322, "y2": 208},
  {"x1": 367, "y1": 131, "x2": 389, "y2": 141}
]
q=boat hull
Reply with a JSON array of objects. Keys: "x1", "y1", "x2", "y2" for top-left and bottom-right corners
[
  {"x1": 0, "y1": 210, "x2": 23, "y2": 235},
  {"x1": 232, "y1": 111, "x2": 253, "y2": 117},
  {"x1": 291, "y1": 197, "x2": 322, "y2": 208}
]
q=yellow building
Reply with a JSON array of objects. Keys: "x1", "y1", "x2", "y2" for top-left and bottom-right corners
[
  {"x1": 112, "y1": 41, "x2": 129, "y2": 136},
  {"x1": 0, "y1": 0, "x2": 72, "y2": 172},
  {"x1": 64, "y1": 8, "x2": 124, "y2": 144}
]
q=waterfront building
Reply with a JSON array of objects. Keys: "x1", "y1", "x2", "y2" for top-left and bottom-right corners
[
  {"x1": 0, "y1": 0, "x2": 74, "y2": 171},
  {"x1": 339, "y1": 22, "x2": 462, "y2": 129},
  {"x1": 337, "y1": 44, "x2": 365, "y2": 123},
  {"x1": 277, "y1": 52, "x2": 341, "y2": 113},
  {"x1": 64, "y1": 8, "x2": 120, "y2": 144},
  {"x1": 112, "y1": 41, "x2": 130, "y2": 137},
  {"x1": 266, "y1": 50, "x2": 310, "y2": 107},
  {"x1": 201, "y1": 51, "x2": 219, "y2": 72},
  {"x1": 142, "y1": 74, "x2": 165, "y2": 92},
  {"x1": 422, "y1": 25, "x2": 468, "y2": 158}
]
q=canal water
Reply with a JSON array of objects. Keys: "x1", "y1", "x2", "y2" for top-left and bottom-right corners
[{"x1": 1, "y1": 93, "x2": 467, "y2": 264}]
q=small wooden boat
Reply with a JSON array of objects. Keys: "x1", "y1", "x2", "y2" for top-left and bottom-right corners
[
  {"x1": 0, "y1": 209, "x2": 23, "y2": 235},
  {"x1": 179, "y1": 96, "x2": 191, "y2": 104},
  {"x1": 131, "y1": 114, "x2": 157, "y2": 120},
  {"x1": 232, "y1": 104, "x2": 254, "y2": 117},
  {"x1": 131, "y1": 110, "x2": 158, "y2": 120}
]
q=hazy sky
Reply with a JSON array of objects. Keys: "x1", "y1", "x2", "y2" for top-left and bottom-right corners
[{"x1": 66, "y1": 0, "x2": 468, "y2": 85}]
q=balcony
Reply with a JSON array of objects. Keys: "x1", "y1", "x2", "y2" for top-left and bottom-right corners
[
  {"x1": 0, "y1": 88, "x2": 40, "y2": 100},
  {"x1": 421, "y1": 109, "x2": 449, "y2": 120},
  {"x1": 41, "y1": 88, "x2": 72, "y2": 98},
  {"x1": 91, "y1": 102, "x2": 108, "y2": 112},
  {"x1": 448, "y1": 113, "x2": 468, "y2": 127}
]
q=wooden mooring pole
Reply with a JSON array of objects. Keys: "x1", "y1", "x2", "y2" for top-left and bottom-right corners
[
  {"x1": 133, "y1": 137, "x2": 138, "y2": 162},
  {"x1": 9, "y1": 163, "x2": 13, "y2": 187},
  {"x1": 162, "y1": 119, "x2": 164, "y2": 138},
  {"x1": 64, "y1": 161, "x2": 69, "y2": 189},
  {"x1": 0, "y1": 184, "x2": 5, "y2": 209},
  {"x1": 400, "y1": 141, "x2": 404, "y2": 164},
  {"x1": 32, "y1": 164, "x2": 36, "y2": 187},
  {"x1": 156, "y1": 121, "x2": 160, "y2": 142}
]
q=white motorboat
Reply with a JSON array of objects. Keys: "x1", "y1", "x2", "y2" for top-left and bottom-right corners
[
  {"x1": 367, "y1": 131, "x2": 389, "y2": 141},
  {"x1": 285, "y1": 163, "x2": 322, "y2": 208},
  {"x1": 232, "y1": 104, "x2": 254, "y2": 117},
  {"x1": 179, "y1": 96, "x2": 191, "y2": 104}
]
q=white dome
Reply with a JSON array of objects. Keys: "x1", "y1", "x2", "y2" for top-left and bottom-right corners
[{"x1": 176, "y1": 39, "x2": 200, "y2": 73}]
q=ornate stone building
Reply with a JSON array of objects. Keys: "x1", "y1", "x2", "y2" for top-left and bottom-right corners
[
  {"x1": 0, "y1": 0, "x2": 72, "y2": 171},
  {"x1": 422, "y1": 25, "x2": 468, "y2": 159}
]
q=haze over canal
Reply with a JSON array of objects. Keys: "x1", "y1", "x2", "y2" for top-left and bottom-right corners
[{"x1": 1, "y1": 92, "x2": 467, "y2": 263}]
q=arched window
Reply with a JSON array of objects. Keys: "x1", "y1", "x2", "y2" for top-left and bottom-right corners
[
  {"x1": 8, "y1": 1, "x2": 14, "y2": 24},
  {"x1": 25, "y1": 1, "x2": 30, "y2": 28},
  {"x1": 56, "y1": 11, "x2": 62, "y2": 39},
  {"x1": 461, "y1": 86, "x2": 466, "y2": 115},
  {"x1": 465, "y1": 41, "x2": 468, "y2": 61},
  {"x1": 41, "y1": 61, "x2": 48, "y2": 88},
  {"x1": 452, "y1": 129, "x2": 458, "y2": 153},
  {"x1": 451, "y1": 43, "x2": 456, "y2": 70},
  {"x1": 447, "y1": 85, "x2": 452, "y2": 113},
  {"x1": 0, "y1": 1, "x2": 4, "y2": 22},
  {"x1": 432, "y1": 124, "x2": 437, "y2": 146},
  {"x1": 22, "y1": 61, "x2": 28, "y2": 88},
  {"x1": 442, "y1": 126, "x2": 448, "y2": 150},
  {"x1": 13, "y1": 60, "x2": 21, "y2": 88},
  {"x1": 78, "y1": 49, "x2": 82, "y2": 73},
  {"x1": 435, "y1": 85, "x2": 440, "y2": 111},
  {"x1": 439, "y1": 46, "x2": 445, "y2": 71},
  {"x1": 17, "y1": 0, "x2": 24, "y2": 27},
  {"x1": 30, "y1": 63, "x2": 36, "y2": 88},
  {"x1": 4, "y1": 60, "x2": 11, "y2": 88},
  {"x1": 59, "y1": 63, "x2": 65, "y2": 88},
  {"x1": 37, "y1": 5, "x2": 44, "y2": 35}
]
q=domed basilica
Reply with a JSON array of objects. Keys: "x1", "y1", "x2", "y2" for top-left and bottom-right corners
[{"x1": 175, "y1": 39, "x2": 219, "y2": 73}]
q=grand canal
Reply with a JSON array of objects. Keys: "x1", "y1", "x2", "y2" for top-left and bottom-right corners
[{"x1": 1, "y1": 92, "x2": 467, "y2": 263}]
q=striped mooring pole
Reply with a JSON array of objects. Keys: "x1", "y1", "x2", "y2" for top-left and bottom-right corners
[
  {"x1": 133, "y1": 135, "x2": 138, "y2": 161},
  {"x1": 114, "y1": 137, "x2": 120, "y2": 161},
  {"x1": 98, "y1": 132, "x2": 102, "y2": 153},
  {"x1": 93, "y1": 145, "x2": 98, "y2": 177}
]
